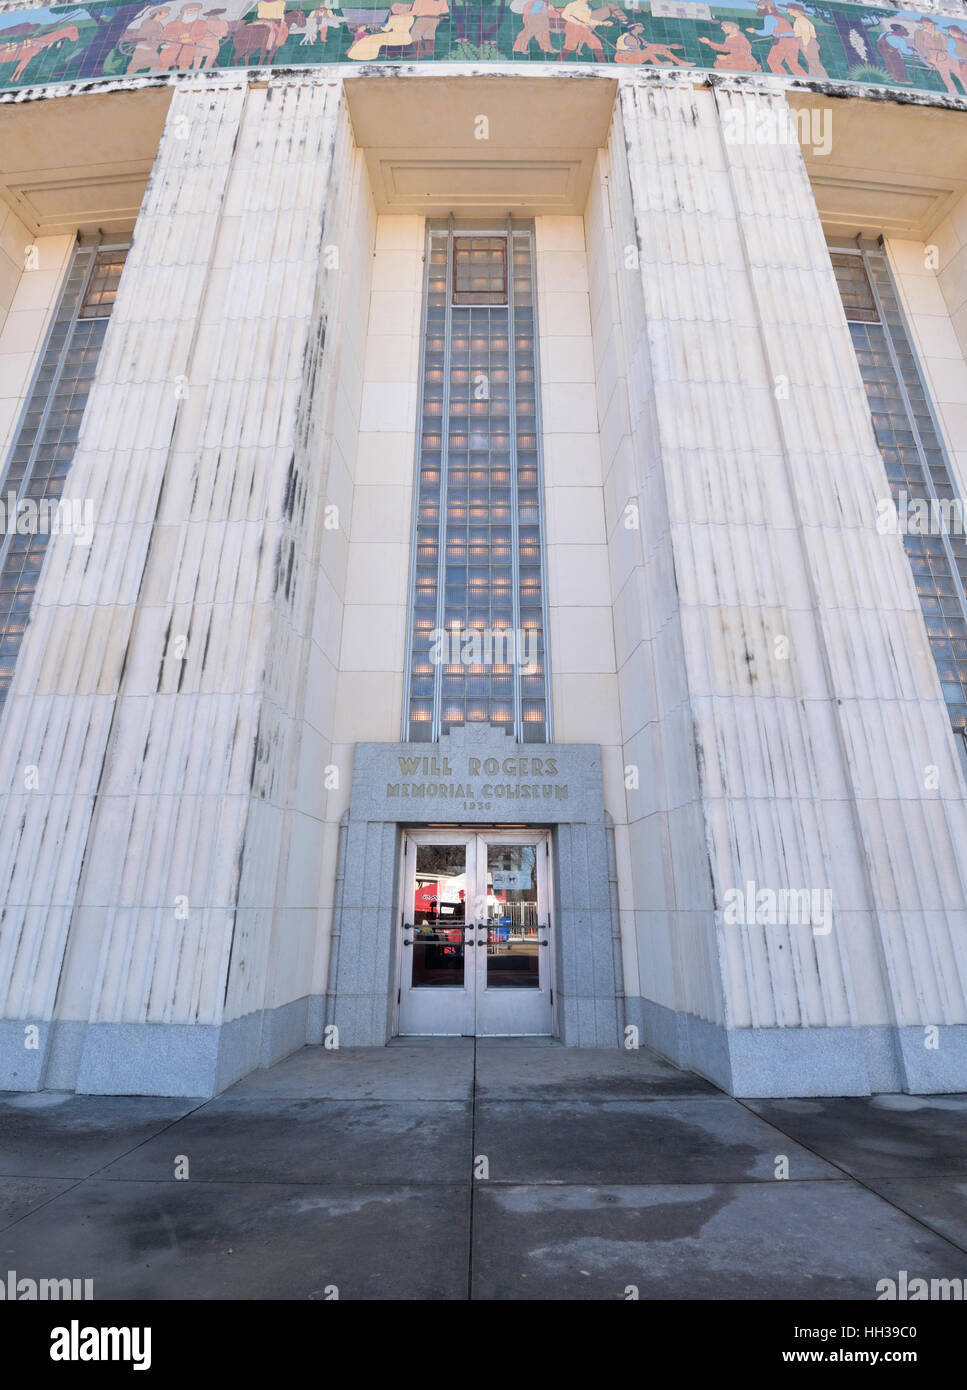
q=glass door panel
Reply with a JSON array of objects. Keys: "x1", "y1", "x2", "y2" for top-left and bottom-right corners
[
  {"x1": 398, "y1": 836, "x2": 476, "y2": 1036},
  {"x1": 411, "y1": 843, "x2": 469, "y2": 988},
  {"x1": 484, "y1": 843, "x2": 540, "y2": 990}
]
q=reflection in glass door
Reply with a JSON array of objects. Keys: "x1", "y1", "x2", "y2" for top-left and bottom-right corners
[{"x1": 397, "y1": 831, "x2": 554, "y2": 1037}]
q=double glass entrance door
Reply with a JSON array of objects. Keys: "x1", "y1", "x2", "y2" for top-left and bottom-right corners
[{"x1": 398, "y1": 831, "x2": 554, "y2": 1037}]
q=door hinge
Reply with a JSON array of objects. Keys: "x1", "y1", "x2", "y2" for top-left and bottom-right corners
[{"x1": 397, "y1": 988, "x2": 401, "y2": 1005}]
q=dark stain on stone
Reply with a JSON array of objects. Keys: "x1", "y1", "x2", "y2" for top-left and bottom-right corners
[
  {"x1": 272, "y1": 536, "x2": 283, "y2": 596},
  {"x1": 282, "y1": 455, "x2": 297, "y2": 522},
  {"x1": 157, "y1": 616, "x2": 172, "y2": 691},
  {"x1": 176, "y1": 628, "x2": 189, "y2": 692},
  {"x1": 284, "y1": 541, "x2": 295, "y2": 601},
  {"x1": 248, "y1": 721, "x2": 260, "y2": 791},
  {"x1": 200, "y1": 614, "x2": 212, "y2": 672}
]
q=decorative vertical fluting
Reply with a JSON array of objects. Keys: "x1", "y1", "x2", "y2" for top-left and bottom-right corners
[
  {"x1": 615, "y1": 78, "x2": 967, "y2": 1093},
  {"x1": 0, "y1": 75, "x2": 359, "y2": 1095}
]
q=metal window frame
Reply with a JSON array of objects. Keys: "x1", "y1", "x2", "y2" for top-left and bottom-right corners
[
  {"x1": 830, "y1": 234, "x2": 967, "y2": 774},
  {"x1": 506, "y1": 216, "x2": 523, "y2": 741},
  {"x1": 0, "y1": 233, "x2": 128, "y2": 582},
  {"x1": 523, "y1": 221, "x2": 553, "y2": 743},
  {"x1": 432, "y1": 215, "x2": 456, "y2": 740},
  {"x1": 831, "y1": 236, "x2": 967, "y2": 640},
  {"x1": 401, "y1": 216, "x2": 552, "y2": 743},
  {"x1": 401, "y1": 221, "x2": 436, "y2": 743}
]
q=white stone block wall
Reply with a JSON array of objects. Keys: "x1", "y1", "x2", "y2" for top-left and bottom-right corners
[
  {"x1": 304, "y1": 129, "x2": 378, "y2": 1024},
  {"x1": 591, "y1": 97, "x2": 725, "y2": 1052},
  {"x1": 0, "y1": 74, "x2": 377, "y2": 1094},
  {"x1": 604, "y1": 78, "x2": 967, "y2": 1093},
  {"x1": 583, "y1": 164, "x2": 666, "y2": 1040},
  {"x1": 226, "y1": 84, "x2": 377, "y2": 1051},
  {"x1": 331, "y1": 213, "x2": 421, "y2": 758},
  {"x1": 536, "y1": 215, "x2": 623, "y2": 776}
]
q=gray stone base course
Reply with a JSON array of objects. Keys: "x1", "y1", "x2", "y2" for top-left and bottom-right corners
[
  {"x1": 0, "y1": 998, "x2": 317, "y2": 1098},
  {"x1": 627, "y1": 997, "x2": 967, "y2": 1096},
  {"x1": 3, "y1": 999, "x2": 964, "y2": 1097}
]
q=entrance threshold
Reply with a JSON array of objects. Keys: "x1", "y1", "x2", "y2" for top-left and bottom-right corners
[{"x1": 388, "y1": 1035, "x2": 562, "y2": 1047}]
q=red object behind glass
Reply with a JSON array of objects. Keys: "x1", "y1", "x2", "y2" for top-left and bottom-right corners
[{"x1": 414, "y1": 881, "x2": 465, "y2": 941}]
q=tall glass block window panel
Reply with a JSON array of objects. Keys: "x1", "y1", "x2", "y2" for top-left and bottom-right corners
[
  {"x1": 0, "y1": 241, "x2": 127, "y2": 709},
  {"x1": 831, "y1": 243, "x2": 967, "y2": 739},
  {"x1": 405, "y1": 223, "x2": 550, "y2": 743}
]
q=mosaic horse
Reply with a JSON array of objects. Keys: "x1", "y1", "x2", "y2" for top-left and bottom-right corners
[
  {"x1": 229, "y1": 8, "x2": 306, "y2": 65},
  {"x1": 0, "y1": 23, "x2": 80, "y2": 82}
]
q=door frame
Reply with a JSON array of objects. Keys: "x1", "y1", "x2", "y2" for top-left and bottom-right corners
[{"x1": 392, "y1": 826, "x2": 557, "y2": 1038}]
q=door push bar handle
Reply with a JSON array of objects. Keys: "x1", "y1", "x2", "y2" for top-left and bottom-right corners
[
  {"x1": 400, "y1": 924, "x2": 476, "y2": 947},
  {"x1": 472, "y1": 926, "x2": 550, "y2": 944}
]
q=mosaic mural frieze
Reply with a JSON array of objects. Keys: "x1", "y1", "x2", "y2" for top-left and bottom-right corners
[{"x1": 1, "y1": 0, "x2": 967, "y2": 100}]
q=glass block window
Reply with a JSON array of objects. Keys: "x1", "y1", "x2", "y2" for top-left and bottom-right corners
[
  {"x1": 0, "y1": 240, "x2": 127, "y2": 709},
  {"x1": 832, "y1": 243, "x2": 967, "y2": 739},
  {"x1": 452, "y1": 237, "x2": 507, "y2": 306},
  {"x1": 405, "y1": 223, "x2": 550, "y2": 742}
]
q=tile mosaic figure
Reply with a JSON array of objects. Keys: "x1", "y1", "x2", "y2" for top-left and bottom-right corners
[
  {"x1": 948, "y1": 25, "x2": 967, "y2": 87},
  {"x1": 512, "y1": 0, "x2": 555, "y2": 56},
  {"x1": 299, "y1": 4, "x2": 336, "y2": 44},
  {"x1": 120, "y1": 4, "x2": 178, "y2": 70},
  {"x1": 231, "y1": 0, "x2": 305, "y2": 63},
  {"x1": 161, "y1": 2, "x2": 227, "y2": 67},
  {"x1": 615, "y1": 20, "x2": 694, "y2": 65},
  {"x1": 348, "y1": 4, "x2": 416, "y2": 59},
  {"x1": 786, "y1": 3, "x2": 827, "y2": 77},
  {"x1": 746, "y1": 0, "x2": 806, "y2": 76},
  {"x1": 875, "y1": 22, "x2": 913, "y2": 83},
  {"x1": 556, "y1": 0, "x2": 620, "y2": 62},
  {"x1": 409, "y1": 0, "x2": 448, "y2": 58},
  {"x1": 913, "y1": 16, "x2": 966, "y2": 95},
  {"x1": 698, "y1": 19, "x2": 760, "y2": 70}
]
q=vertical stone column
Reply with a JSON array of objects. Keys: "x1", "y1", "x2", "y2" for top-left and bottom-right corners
[
  {"x1": 613, "y1": 77, "x2": 967, "y2": 1094},
  {"x1": 0, "y1": 74, "x2": 363, "y2": 1095}
]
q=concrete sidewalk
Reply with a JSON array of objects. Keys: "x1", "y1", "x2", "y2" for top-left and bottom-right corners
[{"x1": 1, "y1": 1040, "x2": 966, "y2": 1300}]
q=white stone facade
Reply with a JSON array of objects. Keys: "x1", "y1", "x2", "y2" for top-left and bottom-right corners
[{"x1": 1, "y1": 69, "x2": 966, "y2": 1098}]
